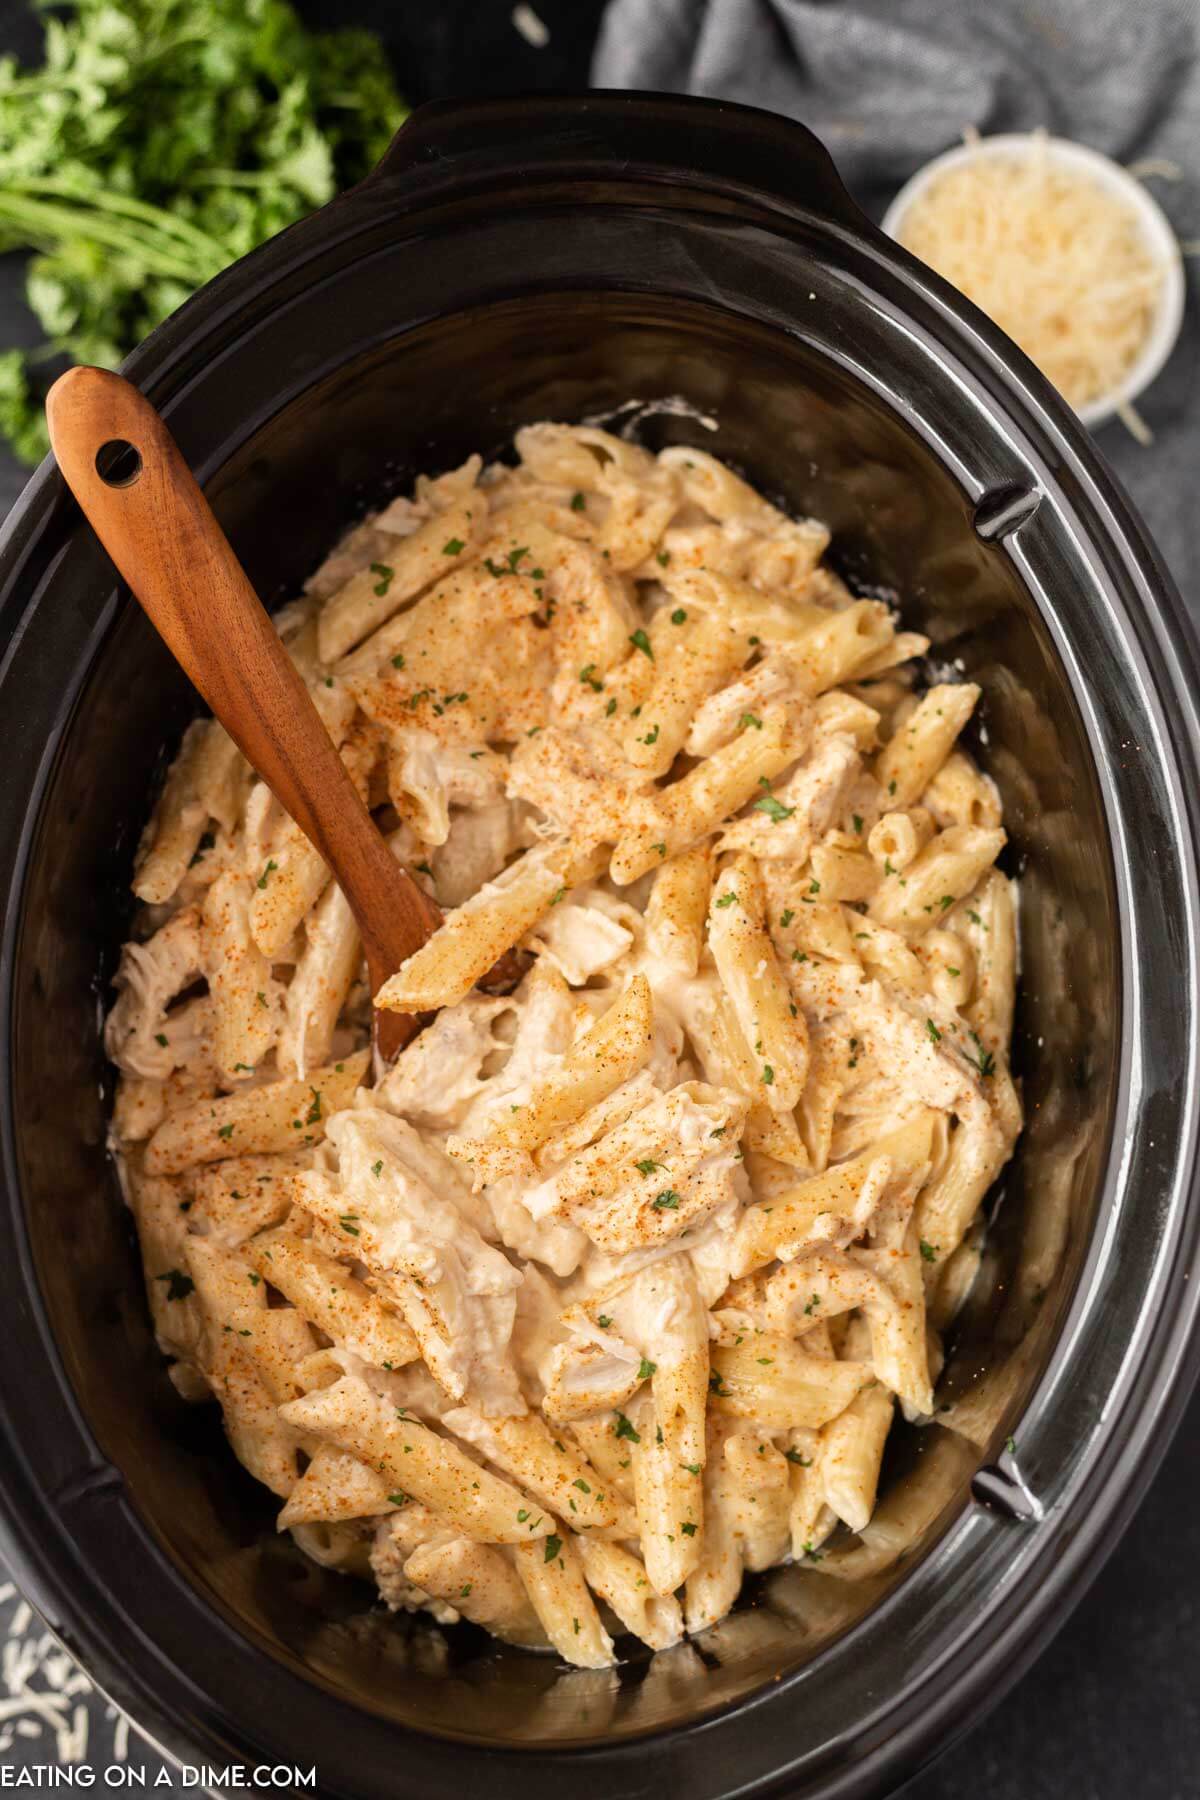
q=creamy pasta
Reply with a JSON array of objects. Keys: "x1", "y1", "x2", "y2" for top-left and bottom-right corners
[{"x1": 106, "y1": 423, "x2": 1020, "y2": 1666}]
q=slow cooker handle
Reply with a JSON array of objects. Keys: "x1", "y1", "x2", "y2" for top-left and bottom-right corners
[{"x1": 357, "y1": 91, "x2": 874, "y2": 237}]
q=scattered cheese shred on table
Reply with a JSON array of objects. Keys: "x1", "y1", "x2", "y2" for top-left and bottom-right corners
[{"x1": 896, "y1": 133, "x2": 1166, "y2": 411}]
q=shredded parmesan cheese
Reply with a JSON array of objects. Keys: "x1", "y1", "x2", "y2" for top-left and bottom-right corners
[{"x1": 896, "y1": 133, "x2": 1167, "y2": 411}]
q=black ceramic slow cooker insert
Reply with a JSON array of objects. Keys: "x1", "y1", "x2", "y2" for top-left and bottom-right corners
[{"x1": 1, "y1": 94, "x2": 1199, "y2": 1800}]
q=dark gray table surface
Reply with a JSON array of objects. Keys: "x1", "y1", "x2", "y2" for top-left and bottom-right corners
[{"x1": 0, "y1": 1, "x2": 1196, "y2": 1795}]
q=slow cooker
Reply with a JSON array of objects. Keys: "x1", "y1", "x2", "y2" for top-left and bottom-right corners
[{"x1": 0, "y1": 93, "x2": 1198, "y2": 1800}]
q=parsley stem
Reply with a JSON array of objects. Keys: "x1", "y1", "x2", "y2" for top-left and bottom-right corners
[
  {"x1": 0, "y1": 176, "x2": 231, "y2": 264},
  {"x1": 0, "y1": 193, "x2": 214, "y2": 282}
]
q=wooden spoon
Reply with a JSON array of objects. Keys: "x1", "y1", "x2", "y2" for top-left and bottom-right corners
[{"x1": 46, "y1": 364, "x2": 443, "y2": 1060}]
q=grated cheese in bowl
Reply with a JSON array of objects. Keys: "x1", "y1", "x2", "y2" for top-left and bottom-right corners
[{"x1": 883, "y1": 131, "x2": 1185, "y2": 435}]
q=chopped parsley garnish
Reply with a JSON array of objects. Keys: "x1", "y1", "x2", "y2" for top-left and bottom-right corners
[
  {"x1": 802, "y1": 1541, "x2": 824, "y2": 1563},
  {"x1": 780, "y1": 909, "x2": 795, "y2": 927},
  {"x1": 613, "y1": 1412, "x2": 641, "y2": 1443},
  {"x1": 967, "y1": 909, "x2": 985, "y2": 927},
  {"x1": 579, "y1": 663, "x2": 604, "y2": 691},
  {"x1": 651, "y1": 1190, "x2": 681, "y2": 1210},
  {"x1": 1005, "y1": 1435, "x2": 1018, "y2": 1455},
  {"x1": 803, "y1": 1293, "x2": 821, "y2": 1316},
  {"x1": 605, "y1": 697, "x2": 618, "y2": 716},
  {"x1": 386, "y1": 1493, "x2": 408, "y2": 1507},
  {"x1": 682, "y1": 1462, "x2": 701, "y2": 1476},
  {"x1": 708, "y1": 1371, "x2": 731, "y2": 1397},
  {"x1": 216, "y1": 1123, "x2": 234, "y2": 1140},
  {"x1": 543, "y1": 1535, "x2": 563, "y2": 1563},
  {"x1": 680, "y1": 1520, "x2": 697, "y2": 1536},
  {"x1": 256, "y1": 859, "x2": 277, "y2": 889},
  {"x1": 570, "y1": 491, "x2": 586, "y2": 511},
  {"x1": 939, "y1": 894, "x2": 954, "y2": 910},
  {"x1": 304, "y1": 1087, "x2": 322, "y2": 1125},
  {"x1": 635, "y1": 1158, "x2": 666, "y2": 1176},
  {"x1": 739, "y1": 711, "x2": 763, "y2": 731},
  {"x1": 715, "y1": 891, "x2": 737, "y2": 908},
  {"x1": 155, "y1": 1269, "x2": 194, "y2": 1302},
  {"x1": 370, "y1": 562, "x2": 394, "y2": 596},
  {"x1": 596, "y1": 1315, "x2": 613, "y2": 1329},
  {"x1": 919, "y1": 1239, "x2": 938, "y2": 1263},
  {"x1": 762, "y1": 1065, "x2": 774, "y2": 1085},
  {"x1": 852, "y1": 813, "x2": 863, "y2": 834},
  {"x1": 189, "y1": 831, "x2": 215, "y2": 867},
  {"x1": 637, "y1": 1358, "x2": 657, "y2": 1381},
  {"x1": 670, "y1": 605, "x2": 687, "y2": 621},
  {"x1": 641, "y1": 722, "x2": 660, "y2": 745},
  {"x1": 517, "y1": 1509, "x2": 530, "y2": 1522},
  {"x1": 338, "y1": 1214, "x2": 361, "y2": 1236},
  {"x1": 652, "y1": 841, "x2": 667, "y2": 857},
  {"x1": 549, "y1": 887, "x2": 566, "y2": 906},
  {"x1": 784, "y1": 1449, "x2": 813, "y2": 1467},
  {"x1": 442, "y1": 537, "x2": 464, "y2": 556},
  {"x1": 154, "y1": 1032, "x2": 168, "y2": 1048},
  {"x1": 371, "y1": 1160, "x2": 383, "y2": 1177},
  {"x1": 573, "y1": 1477, "x2": 591, "y2": 1494},
  {"x1": 925, "y1": 1017, "x2": 942, "y2": 1045},
  {"x1": 629, "y1": 628, "x2": 654, "y2": 660},
  {"x1": 753, "y1": 792, "x2": 795, "y2": 823},
  {"x1": 967, "y1": 1031, "x2": 996, "y2": 1077},
  {"x1": 389, "y1": 652, "x2": 406, "y2": 671}
]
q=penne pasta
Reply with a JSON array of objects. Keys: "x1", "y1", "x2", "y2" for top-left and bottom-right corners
[{"x1": 106, "y1": 424, "x2": 1021, "y2": 1665}]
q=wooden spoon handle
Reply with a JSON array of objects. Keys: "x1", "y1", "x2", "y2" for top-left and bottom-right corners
[{"x1": 45, "y1": 366, "x2": 440, "y2": 997}]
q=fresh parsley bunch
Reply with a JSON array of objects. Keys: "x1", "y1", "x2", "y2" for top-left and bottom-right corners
[{"x1": 0, "y1": 0, "x2": 407, "y2": 463}]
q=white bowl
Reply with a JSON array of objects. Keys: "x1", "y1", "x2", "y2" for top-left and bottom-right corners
[{"x1": 881, "y1": 132, "x2": 1185, "y2": 430}]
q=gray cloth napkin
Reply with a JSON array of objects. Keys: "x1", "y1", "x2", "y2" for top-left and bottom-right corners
[{"x1": 593, "y1": 0, "x2": 1200, "y2": 610}]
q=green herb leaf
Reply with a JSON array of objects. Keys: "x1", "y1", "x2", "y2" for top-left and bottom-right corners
[
  {"x1": 0, "y1": 3, "x2": 410, "y2": 465},
  {"x1": 637, "y1": 1358, "x2": 657, "y2": 1380},
  {"x1": 629, "y1": 628, "x2": 654, "y2": 660},
  {"x1": 753, "y1": 793, "x2": 795, "y2": 823},
  {"x1": 613, "y1": 1412, "x2": 641, "y2": 1442}
]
